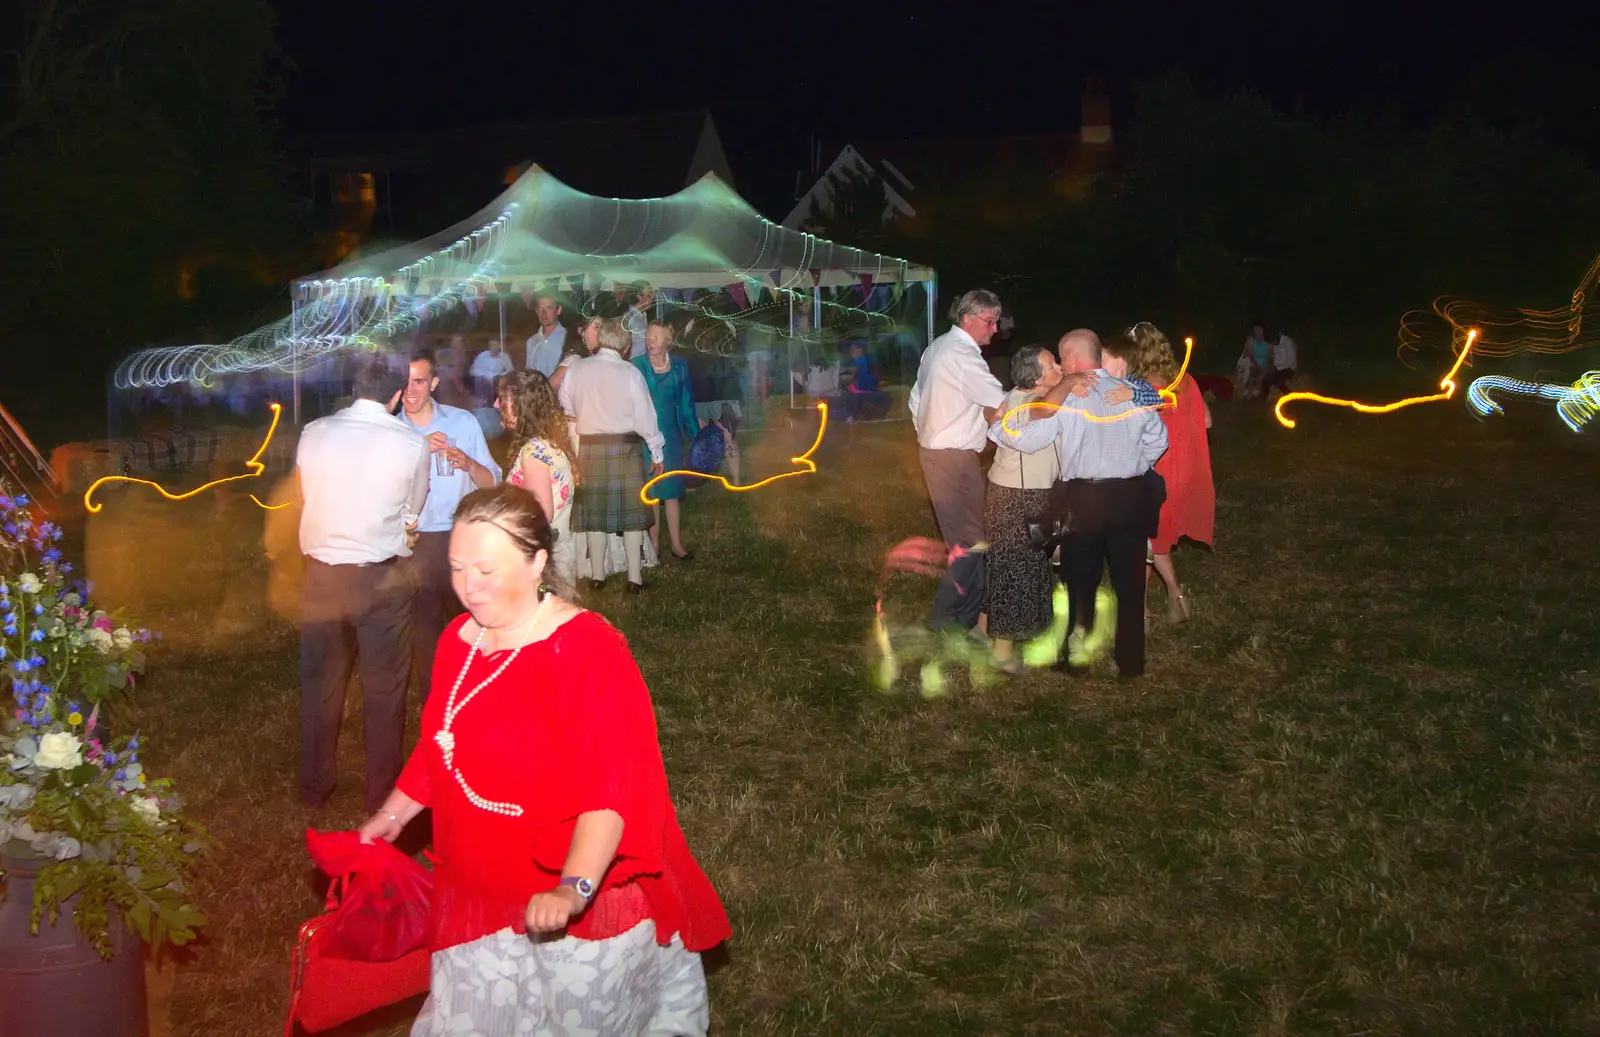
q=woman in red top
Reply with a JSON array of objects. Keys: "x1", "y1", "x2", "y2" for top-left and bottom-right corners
[
  {"x1": 1118, "y1": 323, "x2": 1215, "y2": 623},
  {"x1": 359, "y1": 482, "x2": 730, "y2": 1036}
]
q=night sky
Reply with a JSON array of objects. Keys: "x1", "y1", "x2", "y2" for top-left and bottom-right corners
[{"x1": 272, "y1": 1, "x2": 1599, "y2": 211}]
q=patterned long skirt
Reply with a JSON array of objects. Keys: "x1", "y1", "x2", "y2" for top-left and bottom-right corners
[
  {"x1": 983, "y1": 483, "x2": 1055, "y2": 641},
  {"x1": 572, "y1": 437, "x2": 651, "y2": 533},
  {"x1": 412, "y1": 921, "x2": 709, "y2": 1037}
]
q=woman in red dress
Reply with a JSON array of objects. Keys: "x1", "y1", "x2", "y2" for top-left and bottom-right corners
[
  {"x1": 1127, "y1": 322, "x2": 1215, "y2": 623},
  {"x1": 359, "y1": 482, "x2": 730, "y2": 1036}
]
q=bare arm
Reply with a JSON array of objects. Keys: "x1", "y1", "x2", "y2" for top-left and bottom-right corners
[
  {"x1": 521, "y1": 452, "x2": 556, "y2": 522},
  {"x1": 526, "y1": 809, "x2": 625, "y2": 932},
  {"x1": 405, "y1": 444, "x2": 430, "y2": 526},
  {"x1": 357, "y1": 789, "x2": 424, "y2": 843}
]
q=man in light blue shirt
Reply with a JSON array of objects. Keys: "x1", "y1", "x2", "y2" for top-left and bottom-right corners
[
  {"x1": 399, "y1": 346, "x2": 501, "y2": 698},
  {"x1": 988, "y1": 329, "x2": 1167, "y2": 678}
]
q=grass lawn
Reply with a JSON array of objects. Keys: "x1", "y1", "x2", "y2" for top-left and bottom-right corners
[{"x1": 84, "y1": 395, "x2": 1600, "y2": 1035}]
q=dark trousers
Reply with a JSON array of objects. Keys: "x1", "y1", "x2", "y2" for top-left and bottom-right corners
[
  {"x1": 298, "y1": 556, "x2": 417, "y2": 811},
  {"x1": 411, "y1": 531, "x2": 463, "y2": 701},
  {"x1": 1057, "y1": 477, "x2": 1150, "y2": 676},
  {"x1": 919, "y1": 447, "x2": 987, "y2": 629},
  {"x1": 1262, "y1": 367, "x2": 1296, "y2": 395}
]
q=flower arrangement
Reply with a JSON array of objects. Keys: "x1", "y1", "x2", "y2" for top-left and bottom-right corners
[{"x1": 0, "y1": 489, "x2": 206, "y2": 958}]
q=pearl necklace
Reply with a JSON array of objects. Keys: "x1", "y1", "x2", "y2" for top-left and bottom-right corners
[{"x1": 434, "y1": 595, "x2": 550, "y2": 816}]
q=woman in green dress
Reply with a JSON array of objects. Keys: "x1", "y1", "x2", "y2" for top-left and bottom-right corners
[{"x1": 633, "y1": 321, "x2": 699, "y2": 560}]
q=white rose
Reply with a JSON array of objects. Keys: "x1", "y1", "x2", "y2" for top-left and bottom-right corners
[
  {"x1": 112, "y1": 627, "x2": 133, "y2": 650},
  {"x1": 17, "y1": 573, "x2": 41, "y2": 595},
  {"x1": 130, "y1": 796, "x2": 162, "y2": 823},
  {"x1": 33, "y1": 732, "x2": 84, "y2": 770},
  {"x1": 86, "y1": 628, "x2": 114, "y2": 651}
]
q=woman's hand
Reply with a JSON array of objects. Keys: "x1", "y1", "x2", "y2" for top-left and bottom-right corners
[
  {"x1": 358, "y1": 811, "x2": 403, "y2": 844},
  {"x1": 525, "y1": 887, "x2": 585, "y2": 933},
  {"x1": 1064, "y1": 371, "x2": 1098, "y2": 398},
  {"x1": 1104, "y1": 385, "x2": 1135, "y2": 406}
]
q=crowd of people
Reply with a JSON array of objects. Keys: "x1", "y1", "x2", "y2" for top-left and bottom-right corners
[{"x1": 908, "y1": 289, "x2": 1217, "y2": 679}]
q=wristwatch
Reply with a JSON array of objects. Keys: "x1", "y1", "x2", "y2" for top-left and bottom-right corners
[{"x1": 558, "y1": 876, "x2": 595, "y2": 902}]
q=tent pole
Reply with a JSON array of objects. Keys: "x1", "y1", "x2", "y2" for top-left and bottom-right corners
[
  {"x1": 925, "y1": 276, "x2": 936, "y2": 354},
  {"x1": 788, "y1": 291, "x2": 795, "y2": 411},
  {"x1": 498, "y1": 292, "x2": 507, "y2": 347},
  {"x1": 291, "y1": 291, "x2": 302, "y2": 426}
]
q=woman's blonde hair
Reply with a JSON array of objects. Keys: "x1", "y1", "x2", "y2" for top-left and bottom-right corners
[
  {"x1": 1126, "y1": 321, "x2": 1180, "y2": 388},
  {"x1": 646, "y1": 319, "x2": 675, "y2": 349}
]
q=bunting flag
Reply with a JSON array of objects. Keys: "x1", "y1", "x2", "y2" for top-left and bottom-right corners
[
  {"x1": 745, "y1": 279, "x2": 764, "y2": 306},
  {"x1": 726, "y1": 283, "x2": 749, "y2": 310},
  {"x1": 810, "y1": 269, "x2": 822, "y2": 287},
  {"x1": 859, "y1": 273, "x2": 875, "y2": 295}
]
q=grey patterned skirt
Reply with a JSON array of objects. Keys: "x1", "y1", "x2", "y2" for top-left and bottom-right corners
[{"x1": 983, "y1": 483, "x2": 1055, "y2": 641}]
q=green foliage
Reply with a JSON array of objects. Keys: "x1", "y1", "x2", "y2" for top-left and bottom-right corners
[{"x1": 0, "y1": 485, "x2": 206, "y2": 960}]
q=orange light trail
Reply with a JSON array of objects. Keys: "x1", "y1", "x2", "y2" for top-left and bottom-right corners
[
  {"x1": 640, "y1": 401, "x2": 828, "y2": 505},
  {"x1": 84, "y1": 403, "x2": 289, "y2": 513},
  {"x1": 999, "y1": 336, "x2": 1194, "y2": 435},
  {"x1": 1274, "y1": 329, "x2": 1478, "y2": 430}
]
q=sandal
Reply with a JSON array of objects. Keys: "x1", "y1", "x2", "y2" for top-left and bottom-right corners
[{"x1": 1166, "y1": 592, "x2": 1193, "y2": 624}]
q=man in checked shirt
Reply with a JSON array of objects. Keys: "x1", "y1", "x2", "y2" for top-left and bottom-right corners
[{"x1": 989, "y1": 328, "x2": 1168, "y2": 678}]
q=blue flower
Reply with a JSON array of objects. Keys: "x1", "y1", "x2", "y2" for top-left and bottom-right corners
[
  {"x1": 104, "y1": 752, "x2": 117, "y2": 765},
  {"x1": 0, "y1": 646, "x2": 7, "y2": 659},
  {"x1": 42, "y1": 549, "x2": 61, "y2": 564},
  {"x1": 16, "y1": 495, "x2": 29, "y2": 506},
  {"x1": 114, "y1": 769, "x2": 126, "y2": 780},
  {"x1": 59, "y1": 563, "x2": 72, "y2": 574},
  {"x1": 32, "y1": 605, "x2": 43, "y2": 616},
  {"x1": 13, "y1": 659, "x2": 31, "y2": 674},
  {"x1": 28, "y1": 629, "x2": 43, "y2": 643}
]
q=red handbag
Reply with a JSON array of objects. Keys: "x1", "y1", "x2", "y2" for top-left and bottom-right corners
[{"x1": 283, "y1": 831, "x2": 434, "y2": 1035}]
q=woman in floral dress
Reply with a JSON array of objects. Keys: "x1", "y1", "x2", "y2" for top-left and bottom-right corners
[
  {"x1": 496, "y1": 371, "x2": 578, "y2": 596},
  {"x1": 360, "y1": 484, "x2": 730, "y2": 1036}
]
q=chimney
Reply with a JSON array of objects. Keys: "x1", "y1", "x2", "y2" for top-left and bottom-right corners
[{"x1": 1081, "y1": 78, "x2": 1112, "y2": 146}]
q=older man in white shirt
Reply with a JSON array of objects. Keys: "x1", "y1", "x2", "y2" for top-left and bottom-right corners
[
  {"x1": 295, "y1": 353, "x2": 430, "y2": 810},
  {"x1": 989, "y1": 329, "x2": 1168, "y2": 677},
  {"x1": 559, "y1": 317, "x2": 665, "y2": 594},
  {"x1": 524, "y1": 294, "x2": 568, "y2": 377},
  {"x1": 907, "y1": 288, "x2": 1007, "y2": 631}
]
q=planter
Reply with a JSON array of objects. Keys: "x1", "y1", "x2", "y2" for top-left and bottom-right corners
[{"x1": 0, "y1": 849, "x2": 149, "y2": 1037}]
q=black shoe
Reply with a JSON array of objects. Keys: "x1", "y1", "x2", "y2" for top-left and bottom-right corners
[
  {"x1": 586, "y1": 578, "x2": 608, "y2": 593},
  {"x1": 626, "y1": 581, "x2": 646, "y2": 595},
  {"x1": 670, "y1": 550, "x2": 695, "y2": 562}
]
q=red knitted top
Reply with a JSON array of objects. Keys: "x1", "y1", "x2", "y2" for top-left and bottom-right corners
[{"x1": 396, "y1": 611, "x2": 731, "y2": 954}]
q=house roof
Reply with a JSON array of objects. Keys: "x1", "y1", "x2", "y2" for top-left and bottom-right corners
[{"x1": 301, "y1": 109, "x2": 734, "y2": 200}]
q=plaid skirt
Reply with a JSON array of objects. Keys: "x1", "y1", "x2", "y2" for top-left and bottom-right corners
[{"x1": 573, "y1": 436, "x2": 651, "y2": 533}]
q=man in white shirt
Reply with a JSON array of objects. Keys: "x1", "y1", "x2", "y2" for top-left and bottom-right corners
[
  {"x1": 989, "y1": 329, "x2": 1168, "y2": 677},
  {"x1": 294, "y1": 353, "x2": 430, "y2": 811},
  {"x1": 559, "y1": 317, "x2": 665, "y2": 593},
  {"x1": 469, "y1": 337, "x2": 513, "y2": 389},
  {"x1": 399, "y1": 347, "x2": 502, "y2": 699},
  {"x1": 622, "y1": 281, "x2": 656, "y2": 360},
  {"x1": 907, "y1": 288, "x2": 1007, "y2": 631},
  {"x1": 524, "y1": 294, "x2": 568, "y2": 377}
]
